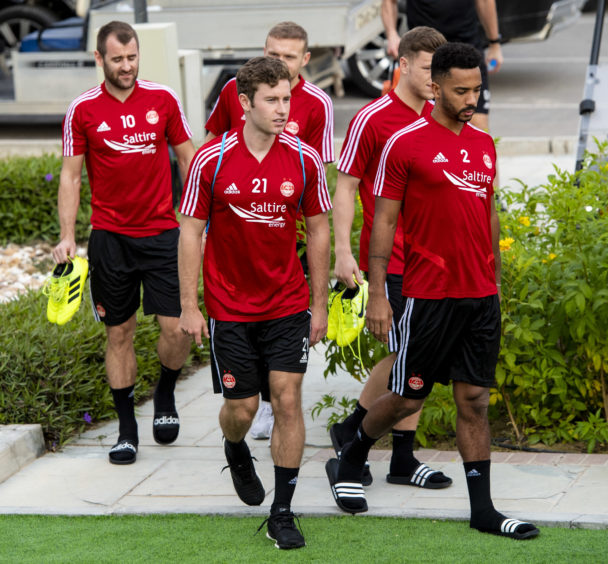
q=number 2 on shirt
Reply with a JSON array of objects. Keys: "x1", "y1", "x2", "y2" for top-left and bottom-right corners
[{"x1": 460, "y1": 149, "x2": 470, "y2": 163}]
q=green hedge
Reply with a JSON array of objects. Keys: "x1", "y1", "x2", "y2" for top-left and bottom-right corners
[
  {"x1": 0, "y1": 287, "x2": 208, "y2": 447},
  {"x1": 0, "y1": 154, "x2": 91, "y2": 244},
  {"x1": 320, "y1": 153, "x2": 608, "y2": 453}
]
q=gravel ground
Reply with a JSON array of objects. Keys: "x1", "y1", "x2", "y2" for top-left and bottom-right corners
[{"x1": 0, "y1": 243, "x2": 86, "y2": 303}]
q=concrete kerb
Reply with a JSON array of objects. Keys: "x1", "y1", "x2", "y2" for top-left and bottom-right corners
[{"x1": 0, "y1": 425, "x2": 45, "y2": 484}]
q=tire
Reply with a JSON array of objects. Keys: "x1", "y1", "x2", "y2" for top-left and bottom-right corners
[
  {"x1": 0, "y1": 5, "x2": 58, "y2": 70},
  {"x1": 347, "y1": 14, "x2": 406, "y2": 98}
]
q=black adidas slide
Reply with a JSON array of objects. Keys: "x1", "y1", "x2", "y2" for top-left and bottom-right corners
[
  {"x1": 109, "y1": 439, "x2": 138, "y2": 465},
  {"x1": 386, "y1": 463, "x2": 452, "y2": 489},
  {"x1": 153, "y1": 411, "x2": 180, "y2": 445},
  {"x1": 325, "y1": 458, "x2": 367, "y2": 514},
  {"x1": 476, "y1": 518, "x2": 540, "y2": 540},
  {"x1": 329, "y1": 424, "x2": 373, "y2": 486}
]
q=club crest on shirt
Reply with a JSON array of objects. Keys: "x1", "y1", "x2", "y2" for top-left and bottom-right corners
[
  {"x1": 280, "y1": 181, "x2": 295, "y2": 197},
  {"x1": 285, "y1": 121, "x2": 299, "y2": 135},
  {"x1": 146, "y1": 110, "x2": 159, "y2": 125},
  {"x1": 482, "y1": 152, "x2": 493, "y2": 170}
]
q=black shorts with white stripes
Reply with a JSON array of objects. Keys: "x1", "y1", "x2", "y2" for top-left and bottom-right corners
[
  {"x1": 389, "y1": 295, "x2": 501, "y2": 398},
  {"x1": 209, "y1": 309, "x2": 311, "y2": 399}
]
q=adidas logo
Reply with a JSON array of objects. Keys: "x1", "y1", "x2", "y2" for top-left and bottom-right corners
[
  {"x1": 288, "y1": 477, "x2": 298, "y2": 485},
  {"x1": 466, "y1": 469, "x2": 481, "y2": 477},
  {"x1": 300, "y1": 352, "x2": 308, "y2": 363},
  {"x1": 433, "y1": 152, "x2": 448, "y2": 163},
  {"x1": 224, "y1": 182, "x2": 240, "y2": 194},
  {"x1": 154, "y1": 415, "x2": 179, "y2": 425},
  {"x1": 97, "y1": 121, "x2": 111, "y2": 132}
]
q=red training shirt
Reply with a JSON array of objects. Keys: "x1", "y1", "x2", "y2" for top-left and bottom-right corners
[
  {"x1": 63, "y1": 79, "x2": 192, "y2": 237},
  {"x1": 205, "y1": 76, "x2": 335, "y2": 163},
  {"x1": 338, "y1": 91, "x2": 433, "y2": 274},
  {"x1": 374, "y1": 116, "x2": 497, "y2": 299},
  {"x1": 180, "y1": 127, "x2": 332, "y2": 321}
]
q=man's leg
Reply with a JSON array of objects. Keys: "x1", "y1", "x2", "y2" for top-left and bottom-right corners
[
  {"x1": 152, "y1": 315, "x2": 191, "y2": 444},
  {"x1": 220, "y1": 394, "x2": 266, "y2": 506},
  {"x1": 265, "y1": 369, "x2": 306, "y2": 549},
  {"x1": 106, "y1": 314, "x2": 139, "y2": 464},
  {"x1": 454, "y1": 381, "x2": 539, "y2": 540}
]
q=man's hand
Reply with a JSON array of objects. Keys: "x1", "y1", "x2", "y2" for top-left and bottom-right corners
[
  {"x1": 334, "y1": 251, "x2": 364, "y2": 289},
  {"x1": 179, "y1": 307, "x2": 209, "y2": 346},
  {"x1": 365, "y1": 290, "x2": 393, "y2": 343},
  {"x1": 52, "y1": 238, "x2": 76, "y2": 264},
  {"x1": 309, "y1": 303, "x2": 328, "y2": 347},
  {"x1": 486, "y1": 43, "x2": 503, "y2": 73}
]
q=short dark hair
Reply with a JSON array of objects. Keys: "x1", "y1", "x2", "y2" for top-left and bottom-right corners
[
  {"x1": 97, "y1": 21, "x2": 139, "y2": 56},
  {"x1": 398, "y1": 26, "x2": 446, "y2": 59},
  {"x1": 236, "y1": 56, "x2": 291, "y2": 104},
  {"x1": 431, "y1": 42, "x2": 482, "y2": 81},
  {"x1": 267, "y1": 21, "x2": 308, "y2": 52}
]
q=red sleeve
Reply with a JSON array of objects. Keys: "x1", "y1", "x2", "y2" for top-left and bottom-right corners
[
  {"x1": 374, "y1": 133, "x2": 410, "y2": 201},
  {"x1": 205, "y1": 79, "x2": 240, "y2": 136},
  {"x1": 165, "y1": 90, "x2": 192, "y2": 146},
  {"x1": 337, "y1": 110, "x2": 376, "y2": 178},
  {"x1": 62, "y1": 104, "x2": 87, "y2": 157},
  {"x1": 179, "y1": 145, "x2": 217, "y2": 220},
  {"x1": 301, "y1": 146, "x2": 332, "y2": 217}
]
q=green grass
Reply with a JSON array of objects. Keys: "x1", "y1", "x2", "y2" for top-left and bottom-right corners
[{"x1": 0, "y1": 515, "x2": 604, "y2": 563}]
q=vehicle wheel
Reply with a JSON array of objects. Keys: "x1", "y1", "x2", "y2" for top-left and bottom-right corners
[
  {"x1": 0, "y1": 5, "x2": 58, "y2": 73},
  {"x1": 347, "y1": 14, "x2": 406, "y2": 98}
]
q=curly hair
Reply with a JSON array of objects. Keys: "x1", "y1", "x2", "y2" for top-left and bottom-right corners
[
  {"x1": 236, "y1": 56, "x2": 291, "y2": 104},
  {"x1": 431, "y1": 42, "x2": 482, "y2": 81}
]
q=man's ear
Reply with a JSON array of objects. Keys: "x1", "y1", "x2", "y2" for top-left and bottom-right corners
[{"x1": 239, "y1": 92, "x2": 252, "y2": 113}]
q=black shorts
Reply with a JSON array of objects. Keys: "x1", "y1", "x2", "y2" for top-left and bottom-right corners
[
  {"x1": 477, "y1": 56, "x2": 490, "y2": 115},
  {"x1": 362, "y1": 272, "x2": 403, "y2": 354},
  {"x1": 209, "y1": 309, "x2": 311, "y2": 399},
  {"x1": 389, "y1": 295, "x2": 500, "y2": 399},
  {"x1": 88, "y1": 228, "x2": 181, "y2": 326}
]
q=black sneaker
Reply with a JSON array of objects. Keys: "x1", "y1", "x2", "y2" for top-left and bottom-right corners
[
  {"x1": 260, "y1": 508, "x2": 306, "y2": 550},
  {"x1": 222, "y1": 440, "x2": 265, "y2": 505}
]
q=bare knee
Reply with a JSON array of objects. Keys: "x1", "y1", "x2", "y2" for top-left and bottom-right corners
[
  {"x1": 390, "y1": 393, "x2": 424, "y2": 421},
  {"x1": 454, "y1": 383, "x2": 489, "y2": 421},
  {"x1": 271, "y1": 386, "x2": 302, "y2": 422},
  {"x1": 222, "y1": 397, "x2": 258, "y2": 429},
  {"x1": 106, "y1": 320, "x2": 136, "y2": 351}
]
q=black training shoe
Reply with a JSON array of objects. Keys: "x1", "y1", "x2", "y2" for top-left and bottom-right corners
[
  {"x1": 329, "y1": 422, "x2": 373, "y2": 486},
  {"x1": 222, "y1": 440, "x2": 265, "y2": 506},
  {"x1": 259, "y1": 508, "x2": 306, "y2": 550}
]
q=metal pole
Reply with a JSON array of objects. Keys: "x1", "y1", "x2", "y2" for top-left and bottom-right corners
[
  {"x1": 575, "y1": 0, "x2": 607, "y2": 172},
  {"x1": 133, "y1": 0, "x2": 148, "y2": 24}
]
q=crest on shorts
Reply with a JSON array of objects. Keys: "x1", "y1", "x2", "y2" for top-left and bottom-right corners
[
  {"x1": 96, "y1": 303, "x2": 106, "y2": 317},
  {"x1": 408, "y1": 374, "x2": 424, "y2": 390},
  {"x1": 222, "y1": 372, "x2": 236, "y2": 389}
]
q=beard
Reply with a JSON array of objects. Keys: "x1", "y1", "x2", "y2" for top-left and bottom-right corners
[{"x1": 104, "y1": 62, "x2": 138, "y2": 91}]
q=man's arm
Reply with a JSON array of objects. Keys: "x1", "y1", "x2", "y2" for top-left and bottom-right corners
[
  {"x1": 381, "y1": 0, "x2": 401, "y2": 59},
  {"x1": 333, "y1": 171, "x2": 364, "y2": 287},
  {"x1": 490, "y1": 194, "x2": 502, "y2": 296},
  {"x1": 173, "y1": 139, "x2": 196, "y2": 182},
  {"x1": 178, "y1": 215, "x2": 208, "y2": 345},
  {"x1": 475, "y1": 0, "x2": 503, "y2": 73},
  {"x1": 366, "y1": 196, "x2": 401, "y2": 343},
  {"x1": 52, "y1": 154, "x2": 85, "y2": 264},
  {"x1": 305, "y1": 211, "x2": 331, "y2": 346}
]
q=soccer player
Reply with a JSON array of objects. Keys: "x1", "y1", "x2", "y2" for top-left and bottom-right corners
[
  {"x1": 205, "y1": 21, "x2": 335, "y2": 440},
  {"x1": 382, "y1": 0, "x2": 503, "y2": 131},
  {"x1": 179, "y1": 57, "x2": 331, "y2": 550},
  {"x1": 326, "y1": 42, "x2": 540, "y2": 541},
  {"x1": 331, "y1": 26, "x2": 452, "y2": 489},
  {"x1": 52, "y1": 21, "x2": 195, "y2": 465}
]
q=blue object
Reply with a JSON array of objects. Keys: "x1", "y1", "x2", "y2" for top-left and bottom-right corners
[
  {"x1": 488, "y1": 58, "x2": 498, "y2": 71},
  {"x1": 19, "y1": 17, "x2": 85, "y2": 52}
]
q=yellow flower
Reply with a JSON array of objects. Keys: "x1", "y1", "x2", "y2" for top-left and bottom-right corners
[
  {"x1": 548, "y1": 253, "x2": 557, "y2": 260},
  {"x1": 499, "y1": 237, "x2": 515, "y2": 251},
  {"x1": 518, "y1": 216, "x2": 530, "y2": 226}
]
